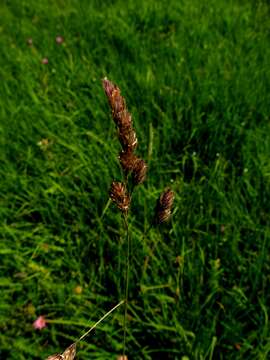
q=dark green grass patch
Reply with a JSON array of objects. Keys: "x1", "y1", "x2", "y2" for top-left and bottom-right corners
[{"x1": 0, "y1": 0, "x2": 270, "y2": 359}]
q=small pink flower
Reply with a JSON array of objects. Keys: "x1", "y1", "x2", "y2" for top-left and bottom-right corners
[
  {"x1": 33, "y1": 315, "x2": 47, "y2": 330},
  {"x1": 27, "y1": 38, "x2": 33, "y2": 46},
  {"x1": 41, "y1": 58, "x2": 49, "y2": 65},
  {"x1": 55, "y1": 35, "x2": 64, "y2": 45}
]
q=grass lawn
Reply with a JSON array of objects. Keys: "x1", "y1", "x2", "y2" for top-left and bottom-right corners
[{"x1": 0, "y1": 0, "x2": 270, "y2": 359}]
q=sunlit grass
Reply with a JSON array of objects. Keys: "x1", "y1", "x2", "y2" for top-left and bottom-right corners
[{"x1": 0, "y1": 0, "x2": 270, "y2": 359}]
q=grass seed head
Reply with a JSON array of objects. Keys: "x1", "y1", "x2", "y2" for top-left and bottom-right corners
[
  {"x1": 109, "y1": 181, "x2": 130, "y2": 212},
  {"x1": 102, "y1": 77, "x2": 117, "y2": 100},
  {"x1": 103, "y1": 78, "x2": 138, "y2": 151},
  {"x1": 111, "y1": 88, "x2": 125, "y2": 118},
  {"x1": 155, "y1": 188, "x2": 175, "y2": 224},
  {"x1": 119, "y1": 150, "x2": 139, "y2": 173},
  {"x1": 118, "y1": 127, "x2": 138, "y2": 151},
  {"x1": 46, "y1": 343, "x2": 76, "y2": 360},
  {"x1": 132, "y1": 159, "x2": 147, "y2": 185},
  {"x1": 115, "y1": 109, "x2": 132, "y2": 130},
  {"x1": 103, "y1": 78, "x2": 127, "y2": 127}
]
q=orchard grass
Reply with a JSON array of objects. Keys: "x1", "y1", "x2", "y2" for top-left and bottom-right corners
[{"x1": 0, "y1": 0, "x2": 270, "y2": 359}]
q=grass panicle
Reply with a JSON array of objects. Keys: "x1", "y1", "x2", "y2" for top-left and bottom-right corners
[{"x1": 103, "y1": 77, "x2": 149, "y2": 358}]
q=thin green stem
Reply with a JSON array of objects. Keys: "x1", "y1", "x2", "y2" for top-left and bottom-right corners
[
  {"x1": 123, "y1": 213, "x2": 130, "y2": 357},
  {"x1": 76, "y1": 300, "x2": 124, "y2": 343}
]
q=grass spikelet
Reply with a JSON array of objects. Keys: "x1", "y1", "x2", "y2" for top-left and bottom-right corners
[
  {"x1": 132, "y1": 158, "x2": 147, "y2": 185},
  {"x1": 119, "y1": 150, "x2": 139, "y2": 173},
  {"x1": 109, "y1": 181, "x2": 130, "y2": 213},
  {"x1": 102, "y1": 78, "x2": 138, "y2": 151},
  {"x1": 155, "y1": 188, "x2": 175, "y2": 224},
  {"x1": 46, "y1": 343, "x2": 76, "y2": 360}
]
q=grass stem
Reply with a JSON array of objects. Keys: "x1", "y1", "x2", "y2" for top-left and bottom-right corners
[
  {"x1": 77, "y1": 300, "x2": 125, "y2": 343},
  {"x1": 123, "y1": 213, "x2": 130, "y2": 357}
]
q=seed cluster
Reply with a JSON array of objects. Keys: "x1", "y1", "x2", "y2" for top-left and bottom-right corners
[
  {"x1": 103, "y1": 78, "x2": 147, "y2": 211},
  {"x1": 109, "y1": 182, "x2": 130, "y2": 213},
  {"x1": 155, "y1": 188, "x2": 175, "y2": 224},
  {"x1": 46, "y1": 343, "x2": 76, "y2": 360}
]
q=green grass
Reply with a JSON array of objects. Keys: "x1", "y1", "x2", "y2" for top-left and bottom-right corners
[{"x1": 1, "y1": 0, "x2": 270, "y2": 358}]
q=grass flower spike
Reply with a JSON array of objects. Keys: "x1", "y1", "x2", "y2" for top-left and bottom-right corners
[
  {"x1": 132, "y1": 159, "x2": 147, "y2": 185},
  {"x1": 155, "y1": 188, "x2": 175, "y2": 224},
  {"x1": 102, "y1": 78, "x2": 138, "y2": 152},
  {"x1": 109, "y1": 181, "x2": 130, "y2": 213},
  {"x1": 103, "y1": 77, "x2": 149, "y2": 357},
  {"x1": 119, "y1": 150, "x2": 139, "y2": 173},
  {"x1": 46, "y1": 344, "x2": 76, "y2": 360},
  {"x1": 102, "y1": 78, "x2": 127, "y2": 127}
]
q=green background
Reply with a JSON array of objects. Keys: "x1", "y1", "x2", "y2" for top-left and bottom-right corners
[{"x1": 0, "y1": 0, "x2": 270, "y2": 359}]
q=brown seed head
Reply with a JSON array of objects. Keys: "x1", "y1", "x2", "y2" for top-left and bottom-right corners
[
  {"x1": 102, "y1": 77, "x2": 117, "y2": 100},
  {"x1": 111, "y1": 88, "x2": 125, "y2": 116},
  {"x1": 102, "y1": 78, "x2": 128, "y2": 128},
  {"x1": 109, "y1": 181, "x2": 130, "y2": 212},
  {"x1": 115, "y1": 109, "x2": 132, "y2": 130},
  {"x1": 155, "y1": 188, "x2": 175, "y2": 224},
  {"x1": 46, "y1": 343, "x2": 76, "y2": 360},
  {"x1": 132, "y1": 159, "x2": 147, "y2": 185},
  {"x1": 118, "y1": 127, "x2": 138, "y2": 151},
  {"x1": 119, "y1": 150, "x2": 139, "y2": 173},
  {"x1": 102, "y1": 78, "x2": 139, "y2": 152}
]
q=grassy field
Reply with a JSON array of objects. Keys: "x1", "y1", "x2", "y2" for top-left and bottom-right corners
[{"x1": 1, "y1": 0, "x2": 270, "y2": 359}]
